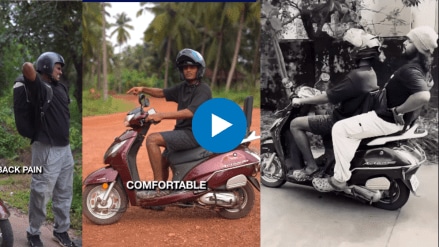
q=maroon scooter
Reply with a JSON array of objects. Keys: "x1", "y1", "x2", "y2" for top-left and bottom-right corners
[
  {"x1": 0, "y1": 198, "x2": 13, "y2": 247},
  {"x1": 82, "y1": 94, "x2": 260, "y2": 225}
]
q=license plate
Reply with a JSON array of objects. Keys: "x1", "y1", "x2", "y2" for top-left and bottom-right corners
[{"x1": 410, "y1": 175, "x2": 420, "y2": 192}]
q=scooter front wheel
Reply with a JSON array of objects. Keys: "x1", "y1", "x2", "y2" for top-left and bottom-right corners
[
  {"x1": 217, "y1": 183, "x2": 255, "y2": 219},
  {"x1": 83, "y1": 183, "x2": 128, "y2": 225},
  {"x1": 0, "y1": 219, "x2": 13, "y2": 247},
  {"x1": 261, "y1": 152, "x2": 286, "y2": 188}
]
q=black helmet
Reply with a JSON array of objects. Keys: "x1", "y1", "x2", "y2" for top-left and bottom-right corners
[
  {"x1": 343, "y1": 28, "x2": 381, "y2": 61},
  {"x1": 175, "y1": 48, "x2": 205, "y2": 80},
  {"x1": 36, "y1": 52, "x2": 65, "y2": 75}
]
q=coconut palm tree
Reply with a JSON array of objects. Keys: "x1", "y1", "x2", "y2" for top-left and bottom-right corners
[
  {"x1": 110, "y1": 12, "x2": 134, "y2": 51},
  {"x1": 101, "y1": 2, "x2": 111, "y2": 100},
  {"x1": 83, "y1": 3, "x2": 102, "y2": 90},
  {"x1": 110, "y1": 12, "x2": 133, "y2": 93},
  {"x1": 225, "y1": 2, "x2": 260, "y2": 92},
  {"x1": 138, "y1": 2, "x2": 197, "y2": 88}
]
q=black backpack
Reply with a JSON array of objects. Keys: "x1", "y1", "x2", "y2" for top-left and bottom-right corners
[{"x1": 13, "y1": 75, "x2": 53, "y2": 141}]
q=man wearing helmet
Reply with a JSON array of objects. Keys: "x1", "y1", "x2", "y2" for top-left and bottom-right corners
[
  {"x1": 22, "y1": 52, "x2": 76, "y2": 247},
  {"x1": 287, "y1": 28, "x2": 381, "y2": 181},
  {"x1": 313, "y1": 26, "x2": 438, "y2": 192},
  {"x1": 127, "y1": 48, "x2": 212, "y2": 199}
]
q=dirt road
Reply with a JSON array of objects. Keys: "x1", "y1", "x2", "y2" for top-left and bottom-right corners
[{"x1": 82, "y1": 95, "x2": 260, "y2": 246}]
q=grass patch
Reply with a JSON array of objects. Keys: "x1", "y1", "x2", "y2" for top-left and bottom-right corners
[
  {"x1": 83, "y1": 90, "x2": 135, "y2": 117},
  {"x1": 212, "y1": 87, "x2": 260, "y2": 108},
  {"x1": 0, "y1": 175, "x2": 31, "y2": 213}
]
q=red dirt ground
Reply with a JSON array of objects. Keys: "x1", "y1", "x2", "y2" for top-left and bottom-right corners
[{"x1": 82, "y1": 95, "x2": 261, "y2": 247}]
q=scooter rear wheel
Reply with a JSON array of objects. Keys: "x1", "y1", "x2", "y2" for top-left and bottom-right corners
[
  {"x1": 261, "y1": 152, "x2": 286, "y2": 188},
  {"x1": 372, "y1": 179, "x2": 410, "y2": 211},
  {"x1": 0, "y1": 219, "x2": 13, "y2": 247},
  {"x1": 217, "y1": 183, "x2": 255, "y2": 219},
  {"x1": 83, "y1": 183, "x2": 128, "y2": 225}
]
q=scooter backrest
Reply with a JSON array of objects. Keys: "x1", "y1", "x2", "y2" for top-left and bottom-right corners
[
  {"x1": 366, "y1": 124, "x2": 428, "y2": 146},
  {"x1": 243, "y1": 96, "x2": 253, "y2": 134}
]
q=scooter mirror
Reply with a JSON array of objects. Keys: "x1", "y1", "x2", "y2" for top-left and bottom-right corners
[
  {"x1": 138, "y1": 94, "x2": 150, "y2": 107},
  {"x1": 320, "y1": 73, "x2": 330, "y2": 81}
]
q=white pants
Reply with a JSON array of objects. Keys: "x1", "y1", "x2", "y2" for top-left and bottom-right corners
[{"x1": 332, "y1": 111, "x2": 404, "y2": 182}]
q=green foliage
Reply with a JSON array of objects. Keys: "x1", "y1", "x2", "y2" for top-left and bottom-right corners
[
  {"x1": 108, "y1": 68, "x2": 160, "y2": 93},
  {"x1": 69, "y1": 124, "x2": 82, "y2": 152},
  {"x1": 411, "y1": 107, "x2": 438, "y2": 163},
  {"x1": 213, "y1": 84, "x2": 260, "y2": 107},
  {"x1": 83, "y1": 90, "x2": 136, "y2": 117},
  {"x1": 84, "y1": 2, "x2": 260, "y2": 93},
  {"x1": 0, "y1": 190, "x2": 30, "y2": 212},
  {"x1": 70, "y1": 165, "x2": 83, "y2": 230},
  {"x1": 69, "y1": 95, "x2": 82, "y2": 152},
  {"x1": 0, "y1": 91, "x2": 28, "y2": 159},
  {"x1": 1, "y1": 1, "x2": 83, "y2": 111}
]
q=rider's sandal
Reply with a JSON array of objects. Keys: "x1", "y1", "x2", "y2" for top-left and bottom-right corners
[
  {"x1": 312, "y1": 177, "x2": 346, "y2": 192},
  {"x1": 289, "y1": 167, "x2": 320, "y2": 182}
]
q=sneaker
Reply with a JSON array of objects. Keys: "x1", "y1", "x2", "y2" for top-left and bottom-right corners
[
  {"x1": 53, "y1": 231, "x2": 76, "y2": 247},
  {"x1": 27, "y1": 233, "x2": 44, "y2": 247}
]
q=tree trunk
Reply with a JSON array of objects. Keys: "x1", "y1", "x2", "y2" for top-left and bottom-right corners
[
  {"x1": 69, "y1": 46, "x2": 83, "y2": 113},
  {"x1": 225, "y1": 12, "x2": 244, "y2": 92},
  {"x1": 164, "y1": 38, "x2": 172, "y2": 88},
  {"x1": 252, "y1": 25, "x2": 261, "y2": 87},
  {"x1": 96, "y1": 60, "x2": 101, "y2": 90},
  {"x1": 102, "y1": 3, "x2": 108, "y2": 100},
  {"x1": 201, "y1": 27, "x2": 207, "y2": 56},
  {"x1": 210, "y1": 31, "x2": 223, "y2": 89},
  {"x1": 117, "y1": 47, "x2": 122, "y2": 94}
]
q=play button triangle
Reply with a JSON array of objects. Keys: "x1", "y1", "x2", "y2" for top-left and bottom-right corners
[{"x1": 211, "y1": 114, "x2": 232, "y2": 137}]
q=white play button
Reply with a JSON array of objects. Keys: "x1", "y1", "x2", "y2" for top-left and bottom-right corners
[{"x1": 211, "y1": 114, "x2": 232, "y2": 137}]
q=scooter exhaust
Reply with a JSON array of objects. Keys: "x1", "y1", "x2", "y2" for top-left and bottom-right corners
[
  {"x1": 349, "y1": 186, "x2": 382, "y2": 203},
  {"x1": 198, "y1": 192, "x2": 237, "y2": 207},
  {"x1": 345, "y1": 177, "x2": 390, "y2": 203},
  {"x1": 199, "y1": 174, "x2": 248, "y2": 207}
]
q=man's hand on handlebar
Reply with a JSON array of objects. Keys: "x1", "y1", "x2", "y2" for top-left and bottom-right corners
[
  {"x1": 292, "y1": 98, "x2": 302, "y2": 107},
  {"x1": 146, "y1": 112, "x2": 163, "y2": 124}
]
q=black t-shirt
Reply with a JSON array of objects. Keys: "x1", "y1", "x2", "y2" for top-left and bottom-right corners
[
  {"x1": 326, "y1": 65, "x2": 379, "y2": 122},
  {"x1": 25, "y1": 74, "x2": 70, "y2": 146},
  {"x1": 163, "y1": 81, "x2": 212, "y2": 130},
  {"x1": 378, "y1": 62, "x2": 431, "y2": 124}
]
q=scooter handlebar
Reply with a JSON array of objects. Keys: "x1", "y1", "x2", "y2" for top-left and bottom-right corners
[{"x1": 145, "y1": 108, "x2": 161, "y2": 125}]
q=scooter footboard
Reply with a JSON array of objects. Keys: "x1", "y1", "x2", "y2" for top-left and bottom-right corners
[{"x1": 83, "y1": 167, "x2": 118, "y2": 185}]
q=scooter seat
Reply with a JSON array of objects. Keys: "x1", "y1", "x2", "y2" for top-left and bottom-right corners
[{"x1": 167, "y1": 146, "x2": 213, "y2": 165}]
